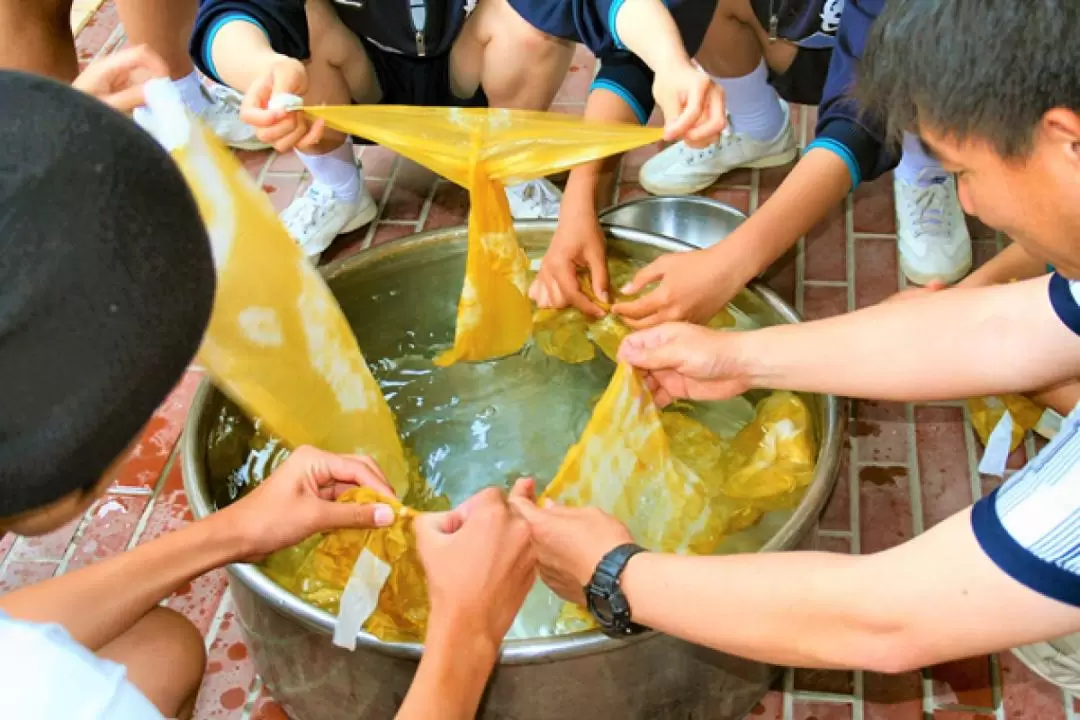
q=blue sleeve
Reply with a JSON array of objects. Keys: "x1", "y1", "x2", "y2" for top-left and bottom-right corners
[
  {"x1": 805, "y1": 0, "x2": 896, "y2": 189},
  {"x1": 971, "y1": 406, "x2": 1080, "y2": 608},
  {"x1": 588, "y1": 0, "x2": 714, "y2": 125},
  {"x1": 190, "y1": 0, "x2": 309, "y2": 85},
  {"x1": 1050, "y1": 272, "x2": 1080, "y2": 336}
]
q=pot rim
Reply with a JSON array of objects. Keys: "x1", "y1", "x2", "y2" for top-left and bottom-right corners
[
  {"x1": 599, "y1": 194, "x2": 749, "y2": 222},
  {"x1": 182, "y1": 220, "x2": 846, "y2": 664}
]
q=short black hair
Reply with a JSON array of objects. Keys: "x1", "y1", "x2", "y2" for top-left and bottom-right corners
[{"x1": 857, "y1": 0, "x2": 1080, "y2": 158}]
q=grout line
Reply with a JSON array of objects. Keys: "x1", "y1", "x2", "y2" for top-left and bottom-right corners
[
  {"x1": 239, "y1": 677, "x2": 266, "y2": 720},
  {"x1": 787, "y1": 690, "x2": 858, "y2": 704},
  {"x1": 108, "y1": 486, "x2": 154, "y2": 497},
  {"x1": 416, "y1": 178, "x2": 441, "y2": 231},
  {"x1": 204, "y1": 588, "x2": 234, "y2": 652},
  {"x1": 379, "y1": 219, "x2": 424, "y2": 227},
  {"x1": 782, "y1": 668, "x2": 795, "y2": 720},
  {"x1": 906, "y1": 404, "x2": 926, "y2": 536},
  {"x1": 852, "y1": 232, "x2": 898, "y2": 241},
  {"x1": 853, "y1": 669, "x2": 865, "y2": 720},
  {"x1": 803, "y1": 279, "x2": 847, "y2": 288},
  {"x1": 962, "y1": 406, "x2": 985, "y2": 502},
  {"x1": 794, "y1": 234, "x2": 805, "y2": 317},
  {"x1": 126, "y1": 444, "x2": 182, "y2": 551},
  {"x1": 90, "y1": 26, "x2": 126, "y2": 63},
  {"x1": 749, "y1": 168, "x2": 761, "y2": 213},
  {"x1": 362, "y1": 156, "x2": 402, "y2": 249},
  {"x1": 844, "y1": 193, "x2": 856, "y2": 311},
  {"x1": 921, "y1": 668, "x2": 936, "y2": 717},
  {"x1": 816, "y1": 529, "x2": 852, "y2": 539},
  {"x1": 54, "y1": 507, "x2": 97, "y2": 575}
]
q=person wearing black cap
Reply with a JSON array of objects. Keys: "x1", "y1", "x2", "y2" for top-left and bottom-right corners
[{"x1": 0, "y1": 69, "x2": 536, "y2": 719}]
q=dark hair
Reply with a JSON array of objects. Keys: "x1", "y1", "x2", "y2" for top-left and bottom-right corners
[{"x1": 857, "y1": 0, "x2": 1080, "y2": 158}]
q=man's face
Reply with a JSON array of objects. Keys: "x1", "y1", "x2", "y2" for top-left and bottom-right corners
[{"x1": 920, "y1": 111, "x2": 1080, "y2": 277}]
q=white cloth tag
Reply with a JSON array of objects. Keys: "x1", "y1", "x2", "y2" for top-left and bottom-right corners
[
  {"x1": 332, "y1": 548, "x2": 392, "y2": 651},
  {"x1": 267, "y1": 93, "x2": 304, "y2": 112},
  {"x1": 978, "y1": 409, "x2": 1014, "y2": 477}
]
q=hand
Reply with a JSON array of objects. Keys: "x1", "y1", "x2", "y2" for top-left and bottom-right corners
[
  {"x1": 883, "y1": 279, "x2": 947, "y2": 304},
  {"x1": 71, "y1": 45, "x2": 168, "y2": 112},
  {"x1": 612, "y1": 246, "x2": 746, "y2": 329},
  {"x1": 508, "y1": 479, "x2": 633, "y2": 605},
  {"x1": 239, "y1": 57, "x2": 325, "y2": 153},
  {"x1": 529, "y1": 210, "x2": 609, "y2": 318},
  {"x1": 218, "y1": 446, "x2": 398, "y2": 561},
  {"x1": 416, "y1": 487, "x2": 535, "y2": 648},
  {"x1": 618, "y1": 322, "x2": 751, "y2": 404},
  {"x1": 652, "y1": 61, "x2": 726, "y2": 148}
]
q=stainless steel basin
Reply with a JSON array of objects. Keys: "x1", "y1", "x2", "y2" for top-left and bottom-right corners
[
  {"x1": 600, "y1": 196, "x2": 747, "y2": 249},
  {"x1": 181, "y1": 221, "x2": 845, "y2": 720}
]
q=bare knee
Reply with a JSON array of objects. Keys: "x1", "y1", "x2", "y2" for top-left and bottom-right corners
[{"x1": 99, "y1": 607, "x2": 207, "y2": 719}]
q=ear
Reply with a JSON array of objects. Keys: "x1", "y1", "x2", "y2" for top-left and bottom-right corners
[{"x1": 1040, "y1": 108, "x2": 1080, "y2": 164}]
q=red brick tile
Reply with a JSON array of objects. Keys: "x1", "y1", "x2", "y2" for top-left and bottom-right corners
[
  {"x1": 617, "y1": 183, "x2": 650, "y2": 203},
  {"x1": 931, "y1": 657, "x2": 995, "y2": 709},
  {"x1": 235, "y1": 150, "x2": 272, "y2": 179},
  {"x1": 705, "y1": 187, "x2": 751, "y2": 215},
  {"x1": 852, "y1": 174, "x2": 896, "y2": 235},
  {"x1": 863, "y1": 671, "x2": 924, "y2": 720},
  {"x1": 794, "y1": 666, "x2": 855, "y2": 695},
  {"x1": 819, "y1": 451, "x2": 851, "y2": 532},
  {"x1": 262, "y1": 175, "x2": 304, "y2": 213},
  {"x1": 933, "y1": 712, "x2": 995, "y2": 720},
  {"x1": 195, "y1": 596, "x2": 259, "y2": 719},
  {"x1": 110, "y1": 372, "x2": 200, "y2": 490},
  {"x1": 745, "y1": 689, "x2": 784, "y2": 719},
  {"x1": 804, "y1": 205, "x2": 847, "y2": 282},
  {"x1": 966, "y1": 214, "x2": 998, "y2": 241},
  {"x1": 971, "y1": 240, "x2": 1000, "y2": 273},
  {"x1": 980, "y1": 473, "x2": 1004, "y2": 499},
  {"x1": 75, "y1": 1, "x2": 120, "y2": 66},
  {"x1": 620, "y1": 142, "x2": 664, "y2": 183},
  {"x1": 856, "y1": 401, "x2": 909, "y2": 465},
  {"x1": 423, "y1": 182, "x2": 470, "y2": 230},
  {"x1": 716, "y1": 166, "x2": 755, "y2": 187},
  {"x1": 360, "y1": 147, "x2": 398, "y2": 180},
  {"x1": 251, "y1": 688, "x2": 289, "y2": 720},
  {"x1": 761, "y1": 246, "x2": 798, "y2": 308},
  {"x1": 9, "y1": 514, "x2": 83, "y2": 563},
  {"x1": 859, "y1": 464, "x2": 914, "y2": 554},
  {"x1": 371, "y1": 223, "x2": 417, "y2": 247},
  {"x1": 802, "y1": 284, "x2": 848, "y2": 321},
  {"x1": 854, "y1": 237, "x2": 900, "y2": 309},
  {"x1": 384, "y1": 159, "x2": 437, "y2": 221},
  {"x1": 267, "y1": 150, "x2": 305, "y2": 174},
  {"x1": 915, "y1": 406, "x2": 974, "y2": 530},
  {"x1": 998, "y1": 651, "x2": 1067, "y2": 720},
  {"x1": 0, "y1": 560, "x2": 58, "y2": 592},
  {"x1": 65, "y1": 495, "x2": 150, "y2": 572},
  {"x1": 169, "y1": 568, "x2": 229, "y2": 636},
  {"x1": 793, "y1": 701, "x2": 854, "y2": 720}
]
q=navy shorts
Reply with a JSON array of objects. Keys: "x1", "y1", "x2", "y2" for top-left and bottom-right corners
[
  {"x1": 749, "y1": 0, "x2": 838, "y2": 106},
  {"x1": 359, "y1": 37, "x2": 487, "y2": 108}
]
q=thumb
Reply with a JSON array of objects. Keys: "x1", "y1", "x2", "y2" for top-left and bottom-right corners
[
  {"x1": 421, "y1": 508, "x2": 466, "y2": 535},
  {"x1": 617, "y1": 325, "x2": 687, "y2": 371},
  {"x1": 320, "y1": 499, "x2": 396, "y2": 531},
  {"x1": 585, "y1": 249, "x2": 610, "y2": 304},
  {"x1": 621, "y1": 260, "x2": 666, "y2": 296},
  {"x1": 509, "y1": 477, "x2": 536, "y2": 502}
]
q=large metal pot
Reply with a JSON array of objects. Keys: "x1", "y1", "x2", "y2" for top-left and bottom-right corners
[
  {"x1": 182, "y1": 221, "x2": 845, "y2": 720},
  {"x1": 600, "y1": 196, "x2": 747, "y2": 249}
]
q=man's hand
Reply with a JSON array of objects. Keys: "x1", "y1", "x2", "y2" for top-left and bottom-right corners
[
  {"x1": 530, "y1": 211, "x2": 610, "y2": 318},
  {"x1": 219, "y1": 446, "x2": 398, "y2": 562},
  {"x1": 72, "y1": 45, "x2": 168, "y2": 112},
  {"x1": 612, "y1": 244, "x2": 748, "y2": 328},
  {"x1": 652, "y1": 61, "x2": 725, "y2": 147},
  {"x1": 508, "y1": 479, "x2": 634, "y2": 605},
  {"x1": 416, "y1": 487, "x2": 536, "y2": 648},
  {"x1": 239, "y1": 58, "x2": 324, "y2": 153},
  {"x1": 618, "y1": 322, "x2": 752, "y2": 404}
]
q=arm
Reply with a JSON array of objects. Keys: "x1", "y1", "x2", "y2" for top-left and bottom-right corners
[
  {"x1": 622, "y1": 508, "x2": 1080, "y2": 672},
  {"x1": 189, "y1": 0, "x2": 309, "y2": 88},
  {"x1": 960, "y1": 242, "x2": 1050, "y2": 288},
  {"x1": 737, "y1": 275, "x2": 1080, "y2": 400},
  {"x1": 611, "y1": 0, "x2": 692, "y2": 75},
  {"x1": 397, "y1": 621, "x2": 499, "y2": 720}
]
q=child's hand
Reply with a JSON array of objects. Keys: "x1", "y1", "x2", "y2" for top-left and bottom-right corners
[
  {"x1": 72, "y1": 45, "x2": 168, "y2": 112},
  {"x1": 239, "y1": 58, "x2": 325, "y2": 153},
  {"x1": 529, "y1": 209, "x2": 610, "y2": 318},
  {"x1": 652, "y1": 60, "x2": 726, "y2": 147},
  {"x1": 221, "y1": 446, "x2": 398, "y2": 561}
]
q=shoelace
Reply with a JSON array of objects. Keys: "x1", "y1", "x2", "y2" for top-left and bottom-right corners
[
  {"x1": 677, "y1": 121, "x2": 736, "y2": 164},
  {"x1": 288, "y1": 185, "x2": 337, "y2": 235},
  {"x1": 904, "y1": 173, "x2": 954, "y2": 238},
  {"x1": 512, "y1": 180, "x2": 560, "y2": 216}
]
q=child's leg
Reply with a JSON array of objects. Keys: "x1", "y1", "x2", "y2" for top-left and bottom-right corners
[
  {"x1": 96, "y1": 607, "x2": 206, "y2": 720},
  {"x1": 0, "y1": 0, "x2": 78, "y2": 80},
  {"x1": 1032, "y1": 380, "x2": 1080, "y2": 418}
]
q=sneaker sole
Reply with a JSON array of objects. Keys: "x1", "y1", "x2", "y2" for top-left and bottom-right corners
[
  {"x1": 226, "y1": 138, "x2": 273, "y2": 152},
  {"x1": 639, "y1": 146, "x2": 799, "y2": 197},
  {"x1": 899, "y1": 255, "x2": 972, "y2": 287}
]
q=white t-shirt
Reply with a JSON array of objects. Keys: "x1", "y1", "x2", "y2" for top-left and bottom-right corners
[{"x1": 0, "y1": 610, "x2": 164, "y2": 719}]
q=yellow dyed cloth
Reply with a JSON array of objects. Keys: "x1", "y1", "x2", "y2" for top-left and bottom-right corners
[
  {"x1": 262, "y1": 487, "x2": 430, "y2": 643},
  {"x1": 302, "y1": 106, "x2": 662, "y2": 365},
  {"x1": 968, "y1": 395, "x2": 1044, "y2": 452},
  {"x1": 146, "y1": 82, "x2": 413, "y2": 497}
]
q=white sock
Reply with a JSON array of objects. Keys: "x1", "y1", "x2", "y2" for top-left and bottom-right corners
[
  {"x1": 173, "y1": 72, "x2": 211, "y2": 114},
  {"x1": 895, "y1": 132, "x2": 949, "y2": 187},
  {"x1": 297, "y1": 139, "x2": 361, "y2": 202},
  {"x1": 711, "y1": 59, "x2": 786, "y2": 143}
]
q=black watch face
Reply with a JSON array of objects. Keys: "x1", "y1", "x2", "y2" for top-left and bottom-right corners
[{"x1": 590, "y1": 592, "x2": 615, "y2": 624}]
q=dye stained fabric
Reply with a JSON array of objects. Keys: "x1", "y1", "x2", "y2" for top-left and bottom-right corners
[
  {"x1": 140, "y1": 80, "x2": 414, "y2": 497},
  {"x1": 300, "y1": 106, "x2": 663, "y2": 366}
]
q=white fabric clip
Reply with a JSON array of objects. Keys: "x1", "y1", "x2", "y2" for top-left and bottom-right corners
[
  {"x1": 332, "y1": 548, "x2": 391, "y2": 651},
  {"x1": 268, "y1": 93, "x2": 304, "y2": 112},
  {"x1": 978, "y1": 409, "x2": 1014, "y2": 478}
]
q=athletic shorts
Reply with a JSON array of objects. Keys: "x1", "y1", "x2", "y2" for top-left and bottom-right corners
[
  {"x1": 359, "y1": 36, "x2": 487, "y2": 108},
  {"x1": 749, "y1": 0, "x2": 841, "y2": 106}
]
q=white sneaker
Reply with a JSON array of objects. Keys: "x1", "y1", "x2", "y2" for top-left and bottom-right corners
[
  {"x1": 199, "y1": 84, "x2": 270, "y2": 151},
  {"x1": 506, "y1": 178, "x2": 562, "y2": 219},
  {"x1": 894, "y1": 169, "x2": 972, "y2": 285},
  {"x1": 281, "y1": 181, "x2": 378, "y2": 259},
  {"x1": 639, "y1": 100, "x2": 798, "y2": 196}
]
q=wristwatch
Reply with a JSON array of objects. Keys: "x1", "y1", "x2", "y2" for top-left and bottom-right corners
[{"x1": 585, "y1": 543, "x2": 649, "y2": 638}]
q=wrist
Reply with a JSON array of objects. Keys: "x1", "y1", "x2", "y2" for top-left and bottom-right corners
[{"x1": 202, "y1": 504, "x2": 260, "y2": 563}]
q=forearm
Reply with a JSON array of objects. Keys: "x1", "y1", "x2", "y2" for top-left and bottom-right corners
[
  {"x1": 564, "y1": 89, "x2": 643, "y2": 211},
  {"x1": 613, "y1": 0, "x2": 691, "y2": 74},
  {"x1": 0, "y1": 511, "x2": 247, "y2": 650},
  {"x1": 209, "y1": 21, "x2": 282, "y2": 92},
  {"x1": 703, "y1": 148, "x2": 852, "y2": 279},
  {"x1": 960, "y1": 242, "x2": 1048, "y2": 288},
  {"x1": 739, "y1": 276, "x2": 1080, "y2": 400},
  {"x1": 397, "y1": 620, "x2": 498, "y2": 719}
]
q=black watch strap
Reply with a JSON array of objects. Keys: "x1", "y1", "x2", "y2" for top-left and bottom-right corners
[{"x1": 585, "y1": 543, "x2": 649, "y2": 638}]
